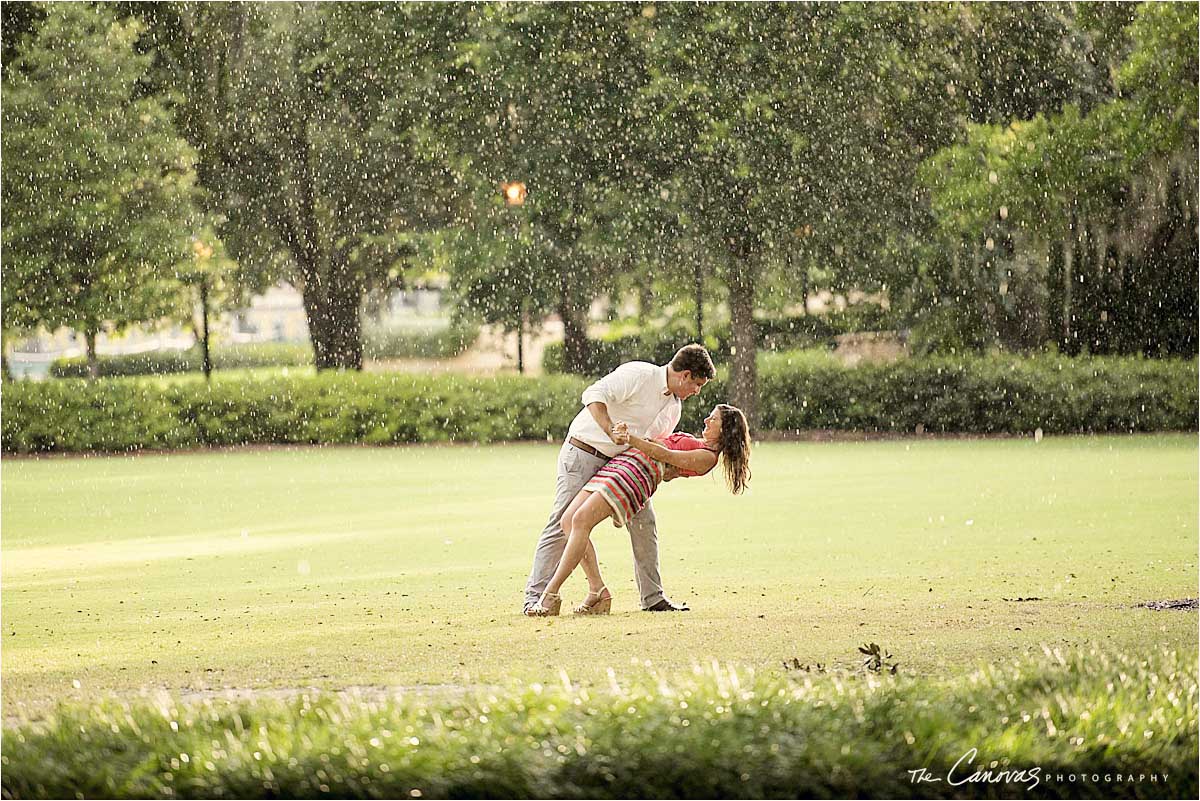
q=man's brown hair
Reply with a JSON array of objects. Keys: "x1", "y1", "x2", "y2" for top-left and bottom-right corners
[{"x1": 670, "y1": 343, "x2": 716, "y2": 379}]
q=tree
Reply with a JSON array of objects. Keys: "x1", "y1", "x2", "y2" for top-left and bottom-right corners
[
  {"x1": 1, "y1": 1, "x2": 45, "y2": 73},
  {"x1": 123, "y1": 1, "x2": 270, "y2": 294},
  {"x1": 636, "y1": 3, "x2": 800, "y2": 421},
  {"x1": 445, "y1": 210, "x2": 559, "y2": 372},
  {"x1": 637, "y1": 4, "x2": 970, "y2": 421},
  {"x1": 444, "y1": 3, "x2": 661, "y2": 374},
  {"x1": 1, "y1": 2, "x2": 206, "y2": 377},
  {"x1": 176, "y1": 228, "x2": 237, "y2": 381},
  {"x1": 129, "y1": 3, "x2": 466, "y2": 371},
  {"x1": 918, "y1": 2, "x2": 1198, "y2": 355}
]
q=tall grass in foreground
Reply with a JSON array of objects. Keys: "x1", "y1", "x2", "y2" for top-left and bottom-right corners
[{"x1": 2, "y1": 646, "x2": 1196, "y2": 799}]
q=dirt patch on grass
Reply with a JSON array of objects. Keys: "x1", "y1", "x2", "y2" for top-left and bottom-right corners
[{"x1": 1136, "y1": 598, "x2": 1198, "y2": 611}]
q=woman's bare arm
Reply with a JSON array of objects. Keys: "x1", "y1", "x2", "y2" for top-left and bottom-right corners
[{"x1": 626, "y1": 433, "x2": 717, "y2": 474}]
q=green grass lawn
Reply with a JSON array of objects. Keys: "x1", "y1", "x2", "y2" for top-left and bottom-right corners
[{"x1": 2, "y1": 436, "x2": 1196, "y2": 719}]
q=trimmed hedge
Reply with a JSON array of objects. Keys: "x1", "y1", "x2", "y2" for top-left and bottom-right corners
[
  {"x1": 3, "y1": 353, "x2": 1195, "y2": 453},
  {"x1": 677, "y1": 351, "x2": 1198, "y2": 435},
  {"x1": 753, "y1": 351, "x2": 1199, "y2": 435},
  {"x1": 2, "y1": 372, "x2": 587, "y2": 453}
]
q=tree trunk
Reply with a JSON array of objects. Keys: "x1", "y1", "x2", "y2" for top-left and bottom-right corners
[
  {"x1": 1062, "y1": 219, "x2": 1074, "y2": 346},
  {"x1": 516, "y1": 307, "x2": 525, "y2": 374},
  {"x1": 302, "y1": 259, "x2": 363, "y2": 371},
  {"x1": 1046, "y1": 239, "x2": 1063, "y2": 347},
  {"x1": 558, "y1": 257, "x2": 590, "y2": 374},
  {"x1": 200, "y1": 277, "x2": 212, "y2": 381},
  {"x1": 85, "y1": 329, "x2": 99, "y2": 380},
  {"x1": 638, "y1": 276, "x2": 653, "y2": 326},
  {"x1": 282, "y1": 77, "x2": 363, "y2": 372},
  {"x1": 559, "y1": 299, "x2": 590, "y2": 374},
  {"x1": 973, "y1": 241, "x2": 998, "y2": 347},
  {"x1": 799, "y1": 256, "x2": 810, "y2": 316},
  {"x1": 1077, "y1": 219, "x2": 1097, "y2": 353},
  {"x1": 726, "y1": 251, "x2": 760, "y2": 428}
]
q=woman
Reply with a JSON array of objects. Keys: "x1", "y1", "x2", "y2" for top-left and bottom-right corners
[{"x1": 528, "y1": 403, "x2": 751, "y2": 616}]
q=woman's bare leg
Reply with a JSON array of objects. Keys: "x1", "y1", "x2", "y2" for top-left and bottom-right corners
[
  {"x1": 544, "y1": 493, "x2": 614, "y2": 597},
  {"x1": 538, "y1": 489, "x2": 592, "y2": 603},
  {"x1": 560, "y1": 492, "x2": 608, "y2": 597},
  {"x1": 578, "y1": 541, "x2": 606, "y2": 594}
]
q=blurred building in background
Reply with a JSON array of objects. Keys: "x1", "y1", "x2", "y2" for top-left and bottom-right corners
[{"x1": 4, "y1": 281, "x2": 450, "y2": 379}]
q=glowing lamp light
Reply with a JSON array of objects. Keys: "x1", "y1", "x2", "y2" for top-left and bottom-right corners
[
  {"x1": 191, "y1": 239, "x2": 213, "y2": 260},
  {"x1": 501, "y1": 181, "x2": 527, "y2": 206}
]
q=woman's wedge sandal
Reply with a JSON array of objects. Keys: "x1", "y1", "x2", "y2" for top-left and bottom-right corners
[
  {"x1": 573, "y1": 587, "x2": 612, "y2": 615},
  {"x1": 526, "y1": 591, "x2": 562, "y2": 617}
]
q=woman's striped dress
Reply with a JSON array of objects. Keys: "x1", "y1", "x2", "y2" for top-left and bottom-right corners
[
  {"x1": 584, "y1": 434, "x2": 714, "y2": 527},
  {"x1": 584, "y1": 448, "x2": 664, "y2": 527}
]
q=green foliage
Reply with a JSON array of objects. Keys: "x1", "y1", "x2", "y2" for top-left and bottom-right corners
[
  {"x1": 1118, "y1": 2, "x2": 1199, "y2": 150},
  {"x1": 916, "y1": 1, "x2": 1198, "y2": 357},
  {"x1": 5, "y1": 354, "x2": 1194, "y2": 454},
  {"x1": 755, "y1": 352, "x2": 1198, "y2": 435},
  {"x1": 906, "y1": 303, "x2": 996, "y2": 356},
  {"x1": 445, "y1": 4, "x2": 656, "y2": 334},
  {"x1": 950, "y1": 3, "x2": 1120, "y2": 125},
  {"x1": 542, "y1": 319, "x2": 727, "y2": 378},
  {"x1": 1, "y1": 2, "x2": 206, "y2": 339},
  {"x1": 1, "y1": 372, "x2": 587, "y2": 453},
  {"x1": 4, "y1": 3, "x2": 1196, "y2": 375},
  {"x1": 2, "y1": 648, "x2": 1196, "y2": 799},
  {"x1": 124, "y1": 3, "x2": 471, "y2": 369},
  {"x1": 554, "y1": 348, "x2": 1197, "y2": 436}
]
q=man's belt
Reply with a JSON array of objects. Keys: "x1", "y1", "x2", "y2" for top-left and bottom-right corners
[{"x1": 568, "y1": 437, "x2": 606, "y2": 459}]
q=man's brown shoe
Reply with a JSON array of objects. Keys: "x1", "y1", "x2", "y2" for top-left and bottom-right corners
[{"x1": 644, "y1": 598, "x2": 689, "y2": 612}]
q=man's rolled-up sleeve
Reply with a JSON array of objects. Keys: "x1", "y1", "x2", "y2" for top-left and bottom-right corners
[{"x1": 581, "y1": 363, "x2": 639, "y2": 407}]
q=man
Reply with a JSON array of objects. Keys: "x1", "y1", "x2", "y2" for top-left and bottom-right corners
[{"x1": 523, "y1": 343, "x2": 715, "y2": 615}]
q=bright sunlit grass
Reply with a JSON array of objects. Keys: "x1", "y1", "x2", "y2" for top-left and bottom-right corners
[{"x1": 1, "y1": 436, "x2": 1196, "y2": 720}]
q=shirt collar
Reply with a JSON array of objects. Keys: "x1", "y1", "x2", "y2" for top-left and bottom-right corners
[{"x1": 661, "y1": 364, "x2": 673, "y2": 398}]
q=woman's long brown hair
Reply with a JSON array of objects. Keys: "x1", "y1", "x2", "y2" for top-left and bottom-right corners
[{"x1": 715, "y1": 404, "x2": 751, "y2": 494}]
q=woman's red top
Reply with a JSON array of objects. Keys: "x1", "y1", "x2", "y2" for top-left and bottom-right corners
[{"x1": 655, "y1": 432, "x2": 718, "y2": 478}]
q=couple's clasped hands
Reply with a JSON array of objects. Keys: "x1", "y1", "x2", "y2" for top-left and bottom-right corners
[{"x1": 611, "y1": 422, "x2": 680, "y2": 481}]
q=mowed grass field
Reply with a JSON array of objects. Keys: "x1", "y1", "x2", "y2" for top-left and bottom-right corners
[{"x1": 2, "y1": 435, "x2": 1196, "y2": 719}]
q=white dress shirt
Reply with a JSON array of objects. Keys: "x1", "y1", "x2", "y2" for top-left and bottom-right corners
[{"x1": 566, "y1": 361, "x2": 681, "y2": 457}]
